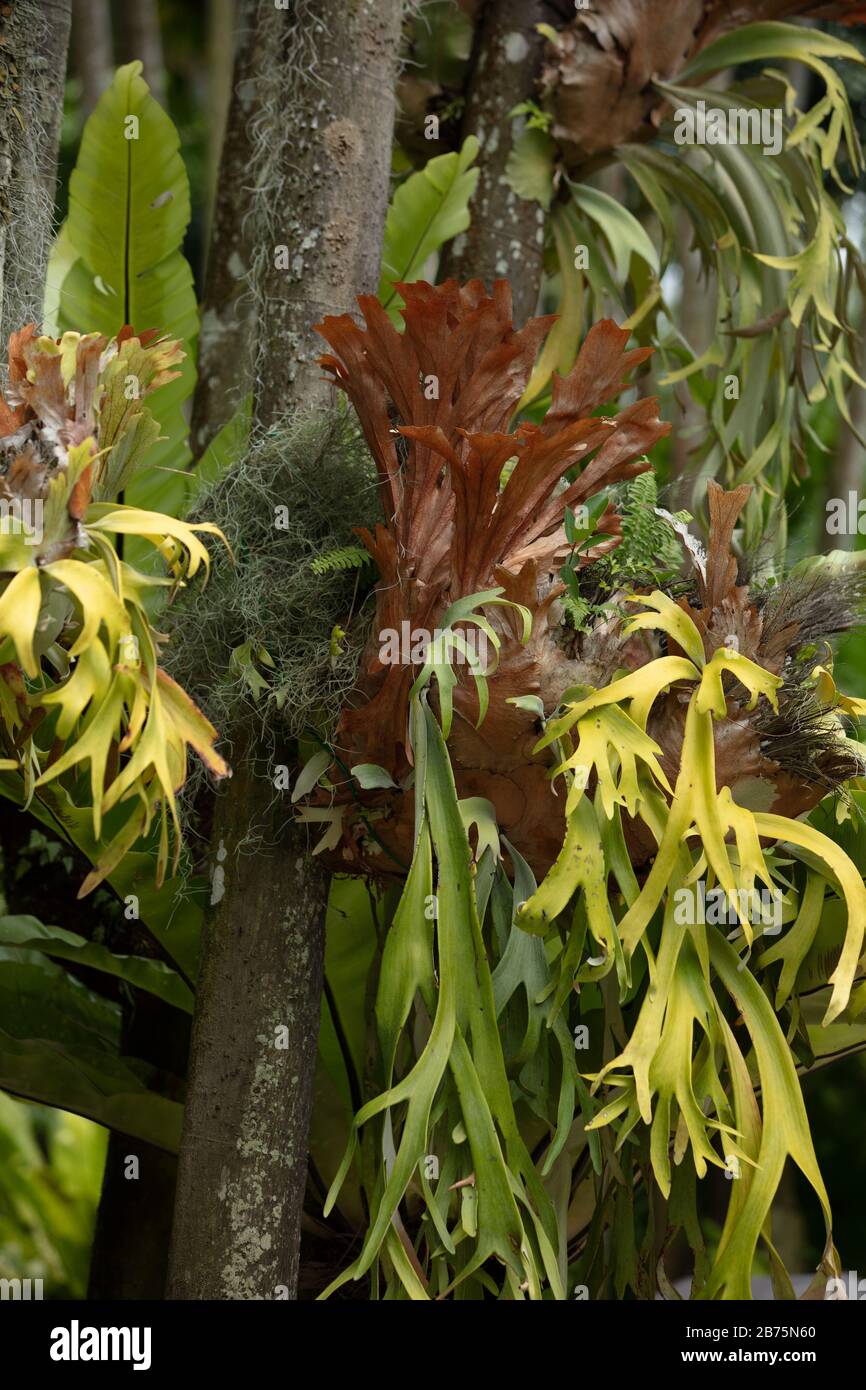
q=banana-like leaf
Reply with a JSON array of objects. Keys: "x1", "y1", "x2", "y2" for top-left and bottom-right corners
[
  {"x1": 0, "y1": 948, "x2": 182, "y2": 1151},
  {"x1": 0, "y1": 915, "x2": 193, "y2": 1013},
  {"x1": 53, "y1": 61, "x2": 198, "y2": 516}
]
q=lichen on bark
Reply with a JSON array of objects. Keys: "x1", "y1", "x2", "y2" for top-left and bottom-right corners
[{"x1": 167, "y1": 0, "x2": 403, "y2": 1301}]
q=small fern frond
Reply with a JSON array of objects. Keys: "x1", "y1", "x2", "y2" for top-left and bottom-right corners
[{"x1": 310, "y1": 545, "x2": 375, "y2": 576}]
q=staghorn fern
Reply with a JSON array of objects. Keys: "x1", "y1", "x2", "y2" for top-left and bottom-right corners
[
  {"x1": 0, "y1": 327, "x2": 227, "y2": 893},
  {"x1": 297, "y1": 284, "x2": 866, "y2": 1302}
]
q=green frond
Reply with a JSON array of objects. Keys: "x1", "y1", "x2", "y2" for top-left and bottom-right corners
[{"x1": 310, "y1": 544, "x2": 375, "y2": 576}]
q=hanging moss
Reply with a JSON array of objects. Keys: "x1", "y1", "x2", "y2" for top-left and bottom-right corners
[{"x1": 165, "y1": 408, "x2": 380, "y2": 745}]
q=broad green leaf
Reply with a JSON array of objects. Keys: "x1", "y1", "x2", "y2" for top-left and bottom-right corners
[
  {"x1": 505, "y1": 128, "x2": 555, "y2": 209},
  {"x1": 57, "y1": 61, "x2": 198, "y2": 515},
  {"x1": 379, "y1": 137, "x2": 480, "y2": 320},
  {"x1": 519, "y1": 202, "x2": 585, "y2": 407},
  {"x1": 291, "y1": 750, "x2": 332, "y2": 803},
  {"x1": 351, "y1": 763, "x2": 397, "y2": 790},
  {"x1": 705, "y1": 931, "x2": 835, "y2": 1300},
  {"x1": 0, "y1": 949, "x2": 182, "y2": 1150},
  {"x1": 0, "y1": 915, "x2": 193, "y2": 1013}
]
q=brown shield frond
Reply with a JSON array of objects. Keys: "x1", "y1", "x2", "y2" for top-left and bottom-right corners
[{"x1": 313, "y1": 280, "x2": 670, "y2": 873}]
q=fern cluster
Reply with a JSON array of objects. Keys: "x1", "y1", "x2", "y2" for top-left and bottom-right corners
[
  {"x1": 562, "y1": 469, "x2": 689, "y2": 632},
  {"x1": 612, "y1": 470, "x2": 688, "y2": 581}
]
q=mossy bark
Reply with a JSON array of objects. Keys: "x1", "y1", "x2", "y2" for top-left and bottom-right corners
[
  {"x1": 0, "y1": 0, "x2": 72, "y2": 350},
  {"x1": 167, "y1": 0, "x2": 402, "y2": 1300},
  {"x1": 168, "y1": 733, "x2": 329, "y2": 1300}
]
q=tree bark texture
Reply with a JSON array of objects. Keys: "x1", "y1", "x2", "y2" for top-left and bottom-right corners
[
  {"x1": 0, "y1": 0, "x2": 72, "y2": 351},
  {"x1": 440, "y1": 0, "x2": 571, "y2": 325},
  {"x1": 167, "y1": 0, "x2": 402, "y2": 1300}
]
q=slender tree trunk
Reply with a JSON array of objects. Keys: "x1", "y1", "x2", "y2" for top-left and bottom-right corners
[
  {"x1": 0, "y1": 0, "x2": 72, "y2": 350},
  {"x1": 71, "y1": 0, "x2": 112, "y2": 115},
  {"x1": 440, "y1": 0, "x2": 567, "y2": 324},
  {"x1": 167, "y1": 0, "x2": 402, "y2": 1301},
  {"x1": 114, "y1": 0, "x2": 166, "y2": 104},
  {"x1": 88, "y1": 995, "x2": 188, "y2": 1300},
  {"x1": 206, "y1": 0, "x2": 236, "y2": 217},
  {"x1": 190, "y1": 4, "x2": 257, "y2": 458}
]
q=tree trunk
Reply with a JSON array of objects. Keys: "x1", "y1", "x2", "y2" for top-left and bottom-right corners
[
  {"x1": 88, "y1": 995, "x2": 189, "y2": 1300},
  {"x1": 206, "y1": 0, "x2": 236, "y2": 217},
  {"x1": 71, "y1": 0, "x2": 112, "y2": 115},
  {"x1": 0, "y1": 0, "x2": 72, "y2": 350},
  {"x1": 190, "y1": 4, "x2": 257, "y2": 459},
  {"x1": 114, "y1": 0, "x2": 166, "y2": 104},
  {"x1": 439, "y1": 0, "x2": 558, "y2": 324},
  {"x1": 167, "y1": 0, "x2": 402, "y2": 1301}
]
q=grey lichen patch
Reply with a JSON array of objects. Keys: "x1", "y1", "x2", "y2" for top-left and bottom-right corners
[
  {"x1": 227, "y1": 251, "x2": 247, "y2": 280},
  {"x1": 217, "y1": 1035, "x2": 301, "y2": 1296},
  {"x1": 503, "y1": 31, "x2": 530, "y2": 64}
]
